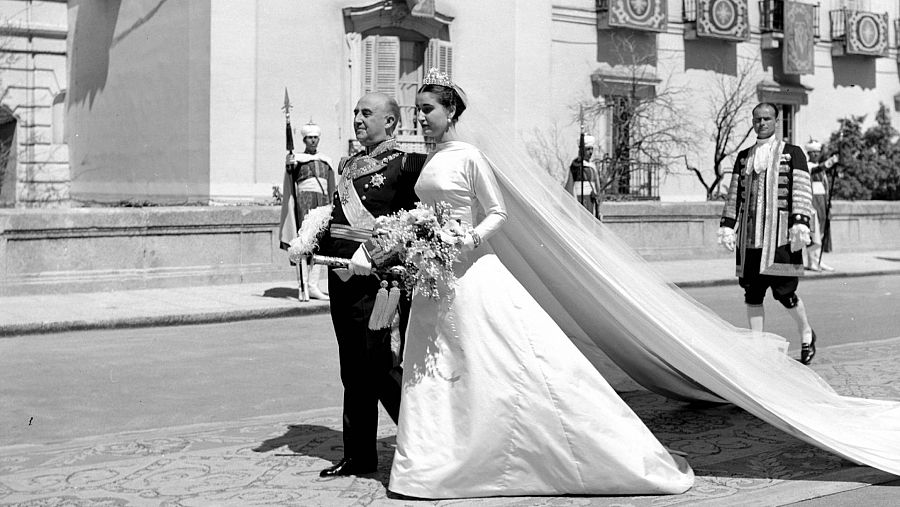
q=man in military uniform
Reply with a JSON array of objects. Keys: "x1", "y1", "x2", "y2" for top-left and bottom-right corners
[
  {"x1": 564, "y1": 135, "x2": 601, "y2": 216},
  {"x1": 316, "y1": 92, "x2": 425, "y2": 477},
  {"x1": 718, "y1": 103, "x2": 818, "y2": 365},
  {"x1": 803, "y1": 140, "x2": 838, "y2": 272},
  {"x1": 280, "y1": 121, "x2": 335, "y2": 300}
]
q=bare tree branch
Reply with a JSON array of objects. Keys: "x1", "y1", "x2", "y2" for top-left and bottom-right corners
[
  {"x1": 578, "y1": 35, "x2": 695, "y2": 199},
  {"x1": 525, "y1": 120, "x2": 571, "y2": 184},
  {"x1": 703, "y1": 58, "x2": 760, "y2": 199}
]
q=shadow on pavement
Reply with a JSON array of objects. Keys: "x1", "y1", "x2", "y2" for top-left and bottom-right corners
[
  {"x1": 261, "y1": 287, "x2": 299, "y2": 299},
  {"x1": 253, "y1": 423, "x2": 341, "y2": 459},
  {"x1": 253, "y1": 423, "x2": 397, "y2": 489},
  {"x1": 628, "y1": 391, "x2": 868, "y2": 483},
  {"x1": 252, "y1": 408, "x2": 864, "y2": 486}
]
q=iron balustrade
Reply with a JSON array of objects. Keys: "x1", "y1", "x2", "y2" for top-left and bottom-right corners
[
  {"x1": 895, "y1": 18, "x2": 900, "y2": 52},
  {"x1": 759, "y1": 0, "x2": 820, "y2": 37},
  {"x1": 830, "y1": 8, "x2": 847, "y2": 40},
  {"x1": 597, "y1": 158, "x2": 661, "y2": 200},
  {"x1": 683, "y1": 0, "x2": 698, "y2": 23}
]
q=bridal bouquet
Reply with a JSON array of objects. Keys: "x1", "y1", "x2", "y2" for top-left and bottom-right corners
[{"x1": 370, "y1": 202, "x2": 467, "y2": 300}]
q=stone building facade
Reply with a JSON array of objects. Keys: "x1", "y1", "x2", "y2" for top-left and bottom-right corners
[
  {"x1": 0, "y1": 0, "x2": 68, "y2": 207},
  {"x1": 3, "y1": 0, "x2": 900, "y2": 206}
]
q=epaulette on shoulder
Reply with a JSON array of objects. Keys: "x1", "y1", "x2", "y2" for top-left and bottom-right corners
[
  {"x1": 337, "y1": 156, "x2": 352, "y2": 175},
  {"x1": 401, "y1": 152, "x2": 428, "y2": 174}
]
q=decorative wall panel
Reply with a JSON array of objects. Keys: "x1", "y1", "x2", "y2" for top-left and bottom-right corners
[
  {"x1": 697, "y1": 0, "x2": 749, "y2": 41},
  {"x1": 603, "y1": 0, "x2": 667, "y2": 32},
  {"x1": 783, "y1": 1, "x2": 815, "y2": 74},
  {"x1": 845, "y1": 11, "x2": 888, "y2": 57}
]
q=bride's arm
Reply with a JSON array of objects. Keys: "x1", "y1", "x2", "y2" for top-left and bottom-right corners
[{"x1": 467, "y1": 151, "x2": 508, "y2": 246}]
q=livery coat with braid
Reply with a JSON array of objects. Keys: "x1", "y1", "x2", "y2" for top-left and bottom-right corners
[{"x1": 720, "y1": 142, "x2": 813, "y2": 278}]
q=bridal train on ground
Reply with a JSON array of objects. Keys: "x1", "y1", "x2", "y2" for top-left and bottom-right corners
[{"x1": 451, "y1": 113, "x2": 900, "y2": 477}]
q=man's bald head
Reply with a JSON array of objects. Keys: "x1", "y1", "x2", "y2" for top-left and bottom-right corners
[{"x1": 353, "y1": 92, "x2": 401, "y2": 147}]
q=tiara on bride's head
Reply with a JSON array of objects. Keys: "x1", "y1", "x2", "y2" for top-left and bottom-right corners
[
  {"x1": 422, "y1": 67, "x2": 453, "y2": 88},
  {"x1": 420, "y1": 67, "x2": 469, "y2": 109}
]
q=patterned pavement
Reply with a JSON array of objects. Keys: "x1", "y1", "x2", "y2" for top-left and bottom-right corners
[{"x1": 2, "y1": 338, "x2": 900, "y2": 506}]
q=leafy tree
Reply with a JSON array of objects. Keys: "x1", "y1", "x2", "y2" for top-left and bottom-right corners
[
  {"x1": 866, "y1": 105, "x2": 900, "y2": 200},
  {"x1": 825, "y1": 103, "x2": 900, "y2": 200}
]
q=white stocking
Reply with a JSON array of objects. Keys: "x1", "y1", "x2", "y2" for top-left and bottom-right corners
[
  {"x1": 746, "y1": 304, "x2": 765, "y2": 334},
  {"x1": 786, "y1": 297, "x2": 813, "y2": 344}
]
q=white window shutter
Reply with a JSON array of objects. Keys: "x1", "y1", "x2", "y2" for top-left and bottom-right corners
[
  {"x1": 362, "y1": 35, "x2": 399, "y2": 96},
  {"x1": 424, "y1": 39, "x2": 435, "y2": 72},
  {"x1": 374, "y1": 36, "x2": 400, "y2": 96},
  {"x1": 346, "y1": 33, "x2": 363, "y2": 109},
  {"x1": 362, "y1": 36, "x2": 377, "y2": 94},
  {"x1": 438, "y1": 42, "x2": 452, "y2": 80},
  {"x1": 425, "y1": 39, "x2": 453, "y2": 80}
]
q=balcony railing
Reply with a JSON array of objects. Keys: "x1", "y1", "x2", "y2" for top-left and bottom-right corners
[
  {"x1": 830, "y1": 8, "x2": 847, "y2": 40},
  {"x1": 759, "y1": 0, "x2": 820, "y2": 37},
  {"x1": 895, "y1": 18, "x2": 899, "y2": 48},
  {"x1": 682, "y1": 0, "x2": 698, "y2": 23},
  {"x1": 396, "y1": 135, "x2": 429, "y2": 154},
  {"x1": 598, "y1": 158, "x2": 660, "y2": 200},
  {"x1": 895, "y1": 18, "x2": 900, "y2": 58}
]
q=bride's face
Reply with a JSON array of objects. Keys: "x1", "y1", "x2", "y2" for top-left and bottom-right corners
[{"x1": 416, "y1": 92, "x2": 454, "y2": 142}]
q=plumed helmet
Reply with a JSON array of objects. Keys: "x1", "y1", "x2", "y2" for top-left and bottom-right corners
[{"x1": 805, "y1": 140, "x2": 823, "y2": 152}]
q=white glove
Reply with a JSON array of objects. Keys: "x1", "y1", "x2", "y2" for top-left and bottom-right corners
[
  {"x1": 789, "y1": 224, "x2": 811, "y2": 252},
  {"x1": 717, "y1": 227, "x2": 735, "y2": 252},
  {"x1": 348, "y1": 245, "x2": 372, "y2": 276},
  {"x1": 285, "y1": 153, "x2": 296, "y2": 167}
]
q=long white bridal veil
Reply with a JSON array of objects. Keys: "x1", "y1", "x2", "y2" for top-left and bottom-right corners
[{"x1": 453, "y1": 111, "x2": 900, "y2": 476}]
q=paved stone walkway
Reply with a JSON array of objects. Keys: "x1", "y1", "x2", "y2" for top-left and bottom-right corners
[{"x1": 3, "y1": 338, "x2": 899, "y2": 506}]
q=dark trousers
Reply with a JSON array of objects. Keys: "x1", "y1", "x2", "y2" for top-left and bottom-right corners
[
  {"x1": 738, "y1": 248, "x2": 799, "y2": 306},
  {"x1": 328, "y1": 268, "x2": 404, "y2": 467}
]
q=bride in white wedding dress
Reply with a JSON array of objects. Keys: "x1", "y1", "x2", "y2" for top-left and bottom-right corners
[
  {"x1": 387, "y1": 70, "x2": 694, "y2": 498},
  {"x1": 388, "y1": 69, "x2": 900, "y2": 499}
]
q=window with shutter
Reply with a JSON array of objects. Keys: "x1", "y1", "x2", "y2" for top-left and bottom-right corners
[
  {"x1": 780, "y1": 104, "x2": 794, "y2": 144},
  {"x1": 362, "y1": 35, "x2": 400, "y2": 96},
  {"x1": 345, "y1": 1, "x2": 455, "y2": 153},
  {"x1": 398, "y1": 41, "x2": 425, "y2": 137},
  {"x1": 362, "y1": 37, "x2": 376, "y2": 95},
  {"x1": 424, "y1": 39, "x2": 453, "y2": 79},
  {"x1": 375, "y1": 36, "x2": 400, "y2": 95}
]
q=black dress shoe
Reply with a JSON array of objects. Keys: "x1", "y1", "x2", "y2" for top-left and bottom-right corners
[
  {"x1": 800, "y1": 329, "x2": 817, "y2": 365},
  {"x1": 319, "y1": 458, "x2": 376, "y2": 477}
]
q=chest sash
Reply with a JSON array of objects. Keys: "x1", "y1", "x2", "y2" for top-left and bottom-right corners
[{"x1": 337, "y1": 143, "x2": 402, "y2": 230}]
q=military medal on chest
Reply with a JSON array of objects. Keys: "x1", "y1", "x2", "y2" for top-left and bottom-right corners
[
  {"x1": 338, "y1": 151, "x2": 400, "y2": 205},
  {"x1": 369, "y1": 173, "x2": 385, "y2": 189}
]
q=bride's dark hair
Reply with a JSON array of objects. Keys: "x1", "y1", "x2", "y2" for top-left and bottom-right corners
[{"x1": 418, "y1": 84, "x2": 467, "y2": 122}]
